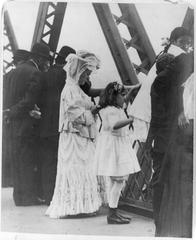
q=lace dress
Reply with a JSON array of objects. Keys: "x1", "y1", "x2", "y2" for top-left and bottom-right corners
[
  {"x1": 95, "y1": 106, "x2": 140, "y2": 177},
  {"x1": 45, "y1": 81, "x2": 101, "y2": 218}
]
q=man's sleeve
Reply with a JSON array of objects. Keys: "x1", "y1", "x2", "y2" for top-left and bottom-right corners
[
  {"x1": 167, "y1": 53, "x2": 193, "y2": 86},
  {"x1": 8, "y1": 71, "x2": 43, "y2": 118}
]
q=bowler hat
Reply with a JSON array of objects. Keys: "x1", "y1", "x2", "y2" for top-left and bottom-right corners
[
  {"x1": 56, "y1": 46, "x2": 76, "y2": 59},
  {"x1": 13, "y1": 49, "x2": 31, "y2": 61},
  {"x1": 169, "y1": 27, "x2": 192, "y2": 42},
  {"x1": 31, "y1": 42, "x2": 50, "y2": 60}
]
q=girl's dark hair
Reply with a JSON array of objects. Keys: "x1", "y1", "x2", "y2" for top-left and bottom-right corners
[
  {"x1": 99, "y1": 82, "x2": 125, "y2": 109},
  {"x1": 155, "y1": 42, "x2": 171, "y2": 63}
]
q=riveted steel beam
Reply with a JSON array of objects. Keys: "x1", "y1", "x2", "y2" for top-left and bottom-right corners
[
  {"x1": 3, "y1": 10, "x2": 18, "y2": 74},
  {"x1": 93, "y1": 3, "x2": 138, "y2": 85},
  {"x1": 31, "y1": 2, "x2": 67, "y2": 57},
  {"x1": 182, "y1": 7, "x2": 194, "y2": 36},
  {"x1": 118, "y1": 4, "x2": 156, "y2": 72}
]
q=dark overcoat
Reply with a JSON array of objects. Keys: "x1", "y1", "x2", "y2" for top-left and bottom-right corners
[
  {"x1": 37, "y1": 64, "x2": 66, "y2": 204},
  {"x1": 7, "y1": 60, "x2": 43, "y2": 137},
  {"x1": 5, "y1": 60, "x2": 43, "y2": 205},
  {"x1": 38, "y1": 65, "x2": 66, "y2": 137}
]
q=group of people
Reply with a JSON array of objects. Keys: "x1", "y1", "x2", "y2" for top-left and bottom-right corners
[
  {"x1": 3, "y1": 44, "x2": 76, "y2": 206},
  {"x1": 3, "y1": 43, "x2": 141, "y2": 224},
  {"x1": 2, "y1": 25, "x2": 194, "y2": 235}
]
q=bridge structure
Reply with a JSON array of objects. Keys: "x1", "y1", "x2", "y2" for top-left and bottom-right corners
[{"x1": 2, "y1": 2, "x2": 194, "y2": 217}]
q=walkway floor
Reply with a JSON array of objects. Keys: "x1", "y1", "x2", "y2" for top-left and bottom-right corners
[{"x1": 1, "y1": 188, "x2": 155, "y2": 238}]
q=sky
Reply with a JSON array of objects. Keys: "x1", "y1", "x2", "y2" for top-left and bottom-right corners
[{"x1": 3, "y1": 1, "x2": 190, "y2": 88}]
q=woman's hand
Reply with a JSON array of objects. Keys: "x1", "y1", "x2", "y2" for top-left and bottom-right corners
[
  {"x1": 91, "y1": 105, "x2": 101, "y2": 115},
  {"x1": 128, "y1": 115, "x2": 134, "y2": 122},
  {"x1": 124, "y1": 83, "x2": 141, "y2": 103},
  {"x1": 178, "y1": 111, "x2": 189, "y2": 129},
  {"x1": 130, "y1": 83, "x2": 142, "y2": 90}
]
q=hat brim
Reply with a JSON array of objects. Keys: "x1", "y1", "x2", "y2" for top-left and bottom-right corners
[
  {"x1": 32, "y1": 52, "x2": 50, "y2": 60},
  {"x1": 55, "y1": 52, "x2": 66, "y2": 59}
]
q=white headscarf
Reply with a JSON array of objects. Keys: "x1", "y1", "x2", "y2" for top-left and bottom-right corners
[
  {"x1": 64, "y1": 51, "x2": 100, "y2": 85},
  {"x1": 77, "y1": 50, "x2": 100, "y2": 70},
  {"x1": 59, "y1": 51, "x2": 100, "y2": 137}
]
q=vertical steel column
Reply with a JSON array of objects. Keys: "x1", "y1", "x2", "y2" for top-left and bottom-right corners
[
  {"x1": 182, "y1": 7, "x2": 194, "y2": 36},
  {"x1": 3, "y1": 10, "x2": 19, "y2": 74},
  {"x1": 93, "y1": 3, "x2": 139, "y2": 85},
  {"x1": 31, "y1": 2, "x2": 67, "y2": 57}
]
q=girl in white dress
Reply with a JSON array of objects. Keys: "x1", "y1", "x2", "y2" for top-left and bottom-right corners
[
  {"x1": 94, "y1": 82, "x2": 141, "y2": 224},
  {"x1": 46, "y1": 51, "x2": 101, "y2": 218}
]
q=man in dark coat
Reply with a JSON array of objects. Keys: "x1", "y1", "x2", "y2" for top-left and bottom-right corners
[
  {"x1": 148, "y1": 27, "x2": 193, "y2": 231},
  {"x1": 38, "y1": 46, "x2": 76, "y2": 205},
  {"x1": 4, "y1": 43, "x2": 50, "y2": 206},
  {"x1": 148, "y1": 53, "x2": 175, "y2": 228},
  {"x1": 2, "y1": 49, "x2": 31, "y2": 187}
]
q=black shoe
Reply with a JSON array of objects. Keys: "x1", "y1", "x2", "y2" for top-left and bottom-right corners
[
  {"x1": 117, "y1": 211, "x2": 132, "y2": 221},
  {"x1": 17, "y1": 197, "x2": 46, "y2": 206},
  {"x1": 107, "y1": 213, "x2": 130, "y2": 224},
  {"x1": 15, "y1": 200, "x2": 38, "y2": 206}
]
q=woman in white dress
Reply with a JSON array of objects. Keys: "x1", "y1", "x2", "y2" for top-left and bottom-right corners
[{"x1": 46, "y1": 51, "x2": 101, "y2": 218}]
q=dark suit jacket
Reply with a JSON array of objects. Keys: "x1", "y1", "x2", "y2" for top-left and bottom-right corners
[
  {"x1": 166, "y1": 52, "x2": 193, "y2": 113},
  {"x1": 38, "y1": 65, "x2": 66, "y2": 138},
  {"x1": 6, "y1": 61, "x2": 43, "y2": 137},
  {"x1": 149, "y1": 51, "x2": 194, "y2": 153},
  {"x1": 3, "y1": 69, "x2": 14, "y2": 110}
]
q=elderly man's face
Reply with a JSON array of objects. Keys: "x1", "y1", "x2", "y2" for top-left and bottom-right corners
[
  {"x1": 78, "y1": 69, "x2": 92, "y2": 86},
  {"x1": 38, "y1": 57, "x2": 50, "y2": 72}
]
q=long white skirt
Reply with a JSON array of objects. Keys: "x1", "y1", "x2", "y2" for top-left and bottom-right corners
[{"x1": 45, "y1": 131, "x2": 101, "y2": 218}]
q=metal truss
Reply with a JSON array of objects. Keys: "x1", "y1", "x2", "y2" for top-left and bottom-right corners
[
  {"x1": 31, "y1": 2, "x2": 67, "y2": 59},
  {"x1": 2, "y1": 2, "x2": 194, "y2": 216},
  {"x1": 120, "y1": 140, "x2": 153, "y2": 218},
  {"x1": 118, "y1": 4, "x2": 156, "y2": 74},
  {"x1": 3, "y1": 10, "x2": 18, "y2": 74},
  {"x1": 93, "y1": 3, "x2": 156, "y2": 85},
  {"x1": 93, "y1": 3, "x2": 139, "y2": 85},
  {"x1": 182, "y1": 7, "x2": 194, "y2": 36}
]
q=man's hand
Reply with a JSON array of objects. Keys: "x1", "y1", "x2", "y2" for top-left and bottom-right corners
[
  {"x1": 29, "y1": 110, "x2": 41, "y2": 119},
  {"x1": 29, "y1": 104, "x2": 41, "y2": 119},
  {"x1": 178, "y1": 111, "x2": 189, "y2": 129},
  {"x1": 3, "y1": 109, "x2": 10, "y2": 124}
]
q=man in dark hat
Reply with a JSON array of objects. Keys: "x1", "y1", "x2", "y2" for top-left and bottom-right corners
[
  {"x1": 38, "y1": 45, "x2": 76, "y2": 205},
  {"x1": 4, "y1": 42, "x2": 50, "y2": 206},
  {"x1": 2, "y1": 49, "x2": 32, "y2": 187},
  {"x1": 12, "y1": 49, "x2": 31, "y2": 67},
  {"x1": 4, "y1": 49, "x2": 32, "y2": 111}
]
